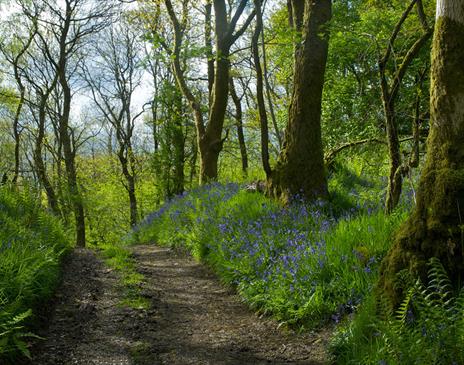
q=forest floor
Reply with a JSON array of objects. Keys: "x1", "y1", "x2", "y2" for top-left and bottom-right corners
[{"x1": 26, "y1": 245, "x2": 332, "y2": 365}]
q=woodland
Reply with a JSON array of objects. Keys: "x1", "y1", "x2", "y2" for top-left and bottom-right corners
[{"x1": 0, "y1": 0, "x2": 463, "y2": 364}]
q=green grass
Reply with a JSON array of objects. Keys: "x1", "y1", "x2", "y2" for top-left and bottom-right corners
[
  {"x1": 0, "y1": 186, "x2": 71, "y2": 361},
  {"x1": 96, "y1": 242, "x2": 150, "y2": 310}
]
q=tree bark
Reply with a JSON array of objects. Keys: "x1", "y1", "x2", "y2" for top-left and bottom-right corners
[
  {"x1": 268, "y1": 0, "x2": 331, "y2": 203},
  {"x1": 199, "y1": 0, "x2": 232, "y2": 182},
  {"x1": 379, "y1": 0, "x2": 464, "y2": 306},
  {"x1": 59, "y1": 81, "x2": 86, "y2": 247},
  {"x1": 118, "y1": 148, "x2": 138, "y2": 227}
]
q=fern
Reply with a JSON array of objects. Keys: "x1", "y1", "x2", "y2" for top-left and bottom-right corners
[
  {"x1": 0, "y1": 309, "x2": 35, "y2": 358},
  {"x1": 389, "y1": 259, "x2": 464, "y2": 364},
  {"x1": 395, "y1": 285, "x2": 416, "y2": 324},
  {"x1": 0, "y1": 186, "x2": 71, "y2": 361},
  {"x1": 332, "y1": 258, "x2": 464, "y2": 364}
]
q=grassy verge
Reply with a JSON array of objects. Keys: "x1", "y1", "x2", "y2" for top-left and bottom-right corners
[{"x1": 0, "y1": 187, "x2": 71, "y2": 361}]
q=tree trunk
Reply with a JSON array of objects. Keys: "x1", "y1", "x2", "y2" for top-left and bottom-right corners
[
  {"x1": 164, "y1": 0, "x2": 253, "y2": 184},
  {"x1": 261, "y1": 24, "x2": 282, "y2": 150},
  {"x1": 170, "y1": 87, "x2": 186, "y2": 196},
  {"x1": 172, "y1": 118, "x2": 185, "y2": 196},
  {"x1": 119, "y1": 150, "x2": 138, "y2": 227},
  {"x1": 205, "y1": 0, "x2": 214, "y2": 105},
  {"x1": 189, "y1": 132, "x2": 198, "y2": 188},
  {"x1": 229, "y1": 77, "x2": 248, "y2": 175},
  {"x1": 379, "y1": 0, "x2": 464, "y2": 306},
  {"x1": 200, "y1": 9, "x2": 230, "y2": 183},
  {"x1": 34, "y1": 98, "x2": 59, "y2": 214},
  {"x1": 128, "y1": 175, "x2": 138, "y2": 227},
  {"x1": 252, "y1": 0, "x2": 271, "y2": 179},
  {"x1": 59, "y1": 82, "x2": 86, "y2": 247},
  {"x1": 383, "y1": 100, "x2": 402, "y2": 213},
  {"x1": 268, "y1": 0, "x2": 331, "y2": 202},
  {"x1": 12, "y1": 88, "x2": 24, "y2": 185},
  {"x1": 379, "y1": 0, "x2": 432, "y2": 213},
  {"x1": 55, "y1": 2, "x2": 86, "y2": 247},
  {"x1": 152, "y1": 96, "x2": 159, "y2": 153}
]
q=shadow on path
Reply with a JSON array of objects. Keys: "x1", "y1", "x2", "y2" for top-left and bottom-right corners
[{"x1": 27, "y1": 245, "x2": 332, "y2": 365}]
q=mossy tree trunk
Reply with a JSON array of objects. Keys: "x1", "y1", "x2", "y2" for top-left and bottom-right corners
[
  {"x1": 379, "y1": 0, "x2": 464, "y2": 306},
  {"x1": 267, "y1": 0, "x2": 331, "y2": 203}
]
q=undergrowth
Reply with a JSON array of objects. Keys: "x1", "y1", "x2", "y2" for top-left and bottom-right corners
[
  {"x1": 128, "y1": 154, "x2": 464, "y2": 365},
  {"x1": 331, "y1": 258, "x2": 464, "y2": 364},
  {"x1": 131, "y1": 157, "x2": 408, "y2": 328},
  {"x1": 0, "y1": 186, "x2": 71, "y2": 361}
]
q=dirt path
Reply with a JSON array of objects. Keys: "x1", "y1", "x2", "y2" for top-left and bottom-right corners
[
  {"x1": 28, "y1": 248, "x2": 134, "y2": 365},
  {"x1": 28, "y1": 245, "x2": 331, "y2": 365}
]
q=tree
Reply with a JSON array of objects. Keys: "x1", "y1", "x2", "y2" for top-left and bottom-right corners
[
  {"x1": 251, "y1": 0, "x2": 271, "y2": 179},
  {"x1": 7, "y1": 13, "x2": 63, "y2": 215},
  {"x1": 82, "y1": 17, "x2": 143, "y2": 227},
  {"x1": 29, "y1": 0, "x2": 114, "y2": 246},
  {"x1": 267, "y1": 0, "x2": 332, "y2": 203},
  {"x1": 379, "y1": 0, "x2": 432, "y2": 213},
  {"x1": 159, "y1": 0, "x2": 255, "y2": 183},
  {"x1": 139, "y1": 7, "x2": 192, "y2": 197},
  {"x1": 27, "y1": 61, "x2": 61, "y2": 215},
  {"x1": 379, "y1": 0, "x2": 464, "y2": 306},
  {"x1": 229, "y1": 76, "x2": 248, "y2": 175},
  {"x1": 0, "y1": 14, "x2": 36, "y2": 186},
  {"x1": 153, "y1": 79, "x2": 187, "y2": 198}
]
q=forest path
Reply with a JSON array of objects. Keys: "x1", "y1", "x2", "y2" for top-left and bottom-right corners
[{"x1": 28, "y1": 245, "x2": 331, "y2": 365}]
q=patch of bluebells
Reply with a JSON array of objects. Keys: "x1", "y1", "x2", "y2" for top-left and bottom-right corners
[
  {"x1": 212, "y1": 198, "x2": 373, "y2": 319},
  {"x1": 134, "y1": 183, "x2": 239, "y2": 233},
  {"x1": 136, "y1": 183, "x2": 402, "y2": 326}
]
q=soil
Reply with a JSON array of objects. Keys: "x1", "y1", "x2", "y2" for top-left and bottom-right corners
[{"x1": 26, "y1": 245, "x2": 332, "y2": 365}]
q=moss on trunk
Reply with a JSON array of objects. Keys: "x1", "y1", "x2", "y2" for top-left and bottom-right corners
[
  {"x1": 267, "y1": 0, "x2": 331, "y2": 203},
  {"x1": 379, "y1": 12, "x2": 464, "y2": 307}
]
